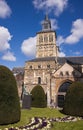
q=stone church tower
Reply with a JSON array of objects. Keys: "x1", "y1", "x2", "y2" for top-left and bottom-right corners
[
  {"x1": 36, "y1": 14, "x2": 59, "y2": 58},
  {"x1": 24, "y1": 14, "x2": 83, "y2": 108}
]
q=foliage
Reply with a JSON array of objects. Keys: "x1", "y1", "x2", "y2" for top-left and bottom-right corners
[
  {"x1": 30, "y1": 85, "x2": 47, "y2": 108},
  {"x1": 0, "y1": 65, "x2": 21, "y2": 125},
  {"x1": 63, "y1": 81, "x2": 83, "y2": 117}
]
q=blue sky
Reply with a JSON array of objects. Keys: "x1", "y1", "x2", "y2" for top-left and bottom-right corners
[{"x1": 0, "y1": 0, "x2": 83, "y2": 69}]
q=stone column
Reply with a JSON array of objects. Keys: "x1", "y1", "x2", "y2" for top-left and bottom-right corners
[
  {"x1": 47, "y1": 87, "x2": 50, "y2": 107},
  {"x1": 55, "y1": 93, "x2": 58, "y2": 108},
  {"x1": 47, "y1": 74, "x2": 51, "y2": 107}
]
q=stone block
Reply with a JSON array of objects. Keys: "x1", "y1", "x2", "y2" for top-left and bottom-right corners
[{"x1": 22, "y1": 94, "x2": 31, "y2": 109}]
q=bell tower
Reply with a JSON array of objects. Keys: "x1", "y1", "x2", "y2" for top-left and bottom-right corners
[{"x1": 36, "y1": 14, "x2": 59, "y2": 58}]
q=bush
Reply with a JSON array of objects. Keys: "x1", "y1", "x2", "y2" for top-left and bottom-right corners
[
  {"x1": 0, "y1": 65, "x2": 21, "y2": 125},
  {"x1": 30, "y1": 85, "x2": 47, "y2": 108},
  {"x1": 63, "y1": 81, "x2": 83, "y2": 117}
]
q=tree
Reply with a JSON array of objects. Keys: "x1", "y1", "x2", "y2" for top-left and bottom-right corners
[
  {"x1": 63, "y1": 81, "x2": 83, "y2": 117},
  {"x1": 0, "y1": 65, "x2": 20, "y2": 125},
  {"x1": 31, "y1": 85, "x2": 47, "y2": 108}
]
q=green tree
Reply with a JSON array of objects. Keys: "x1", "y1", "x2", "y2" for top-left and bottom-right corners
[
  {"x1": 0, "y1": 65, "x2": 20, "y2": 125},
  {"x1": 63, "y1": 81, "x2": 83, "y2": 117},
  {"x1": 31, "y1": 85, "x2": 47, "y2": 108}
]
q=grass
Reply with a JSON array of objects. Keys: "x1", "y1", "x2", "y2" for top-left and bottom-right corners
[
  {"x1": 52, "y1": 121, "x2": 83, "y2": 130},
  {"x1": 0, "y1": 107, "x2": 83, "y2": 130}
]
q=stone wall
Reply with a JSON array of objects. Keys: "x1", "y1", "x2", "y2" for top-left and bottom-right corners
[{"x1": 24, "y1": 60, "x2": 56, "y2": 93}]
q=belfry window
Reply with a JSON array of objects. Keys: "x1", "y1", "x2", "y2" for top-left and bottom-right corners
[
  {"x1": 44, "y1": 35, "x2": 48, "y2": 42},
  {"x1": 49, "y1": 34, "x2": 53, "y2": 42},
  {"x1": 44, "y1": 24, "x2": 48, "y2": 29},
  {"x1": 38, "y1": 77, "x2": 41, "y2": 84},
  {"x1": 39, "y1": 35, "x2": 43, "y2": 43}
]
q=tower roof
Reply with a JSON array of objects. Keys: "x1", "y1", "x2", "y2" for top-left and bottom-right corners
[
  {"x1": 42, "y1": 13, "x2": 51, "y2": 31},
  {"x1": 45, "y1": 13, "x2": 49, "y2": 20}
]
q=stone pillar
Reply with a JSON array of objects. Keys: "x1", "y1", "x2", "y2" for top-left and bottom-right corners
[
  {"x1": 55, "y1": 93, "x2": 58, "y2": 108},
  {"x1": 47, "y1": 74, "x2": 51, "y2": 107},
  {"x1": 47, "y1": 87, "x2": 50, "y2": 107}
]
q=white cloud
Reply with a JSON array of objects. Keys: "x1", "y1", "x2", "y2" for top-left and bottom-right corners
[
  {"x1": 21, "y1": 35, "x2": 66, "y2": 58},
  {"x1": 74, "y1": 51, "x2": 81, "y2": 55},
  {"x1": 65, "y1": 19, "x2": 83, "y2": 44},
  {"x1": 59, "y1": 51, "x2": 66, "y2": 57},
  {"x1": 0, "y1": 26, "x2": 12, "y2": 51},
  {"x1": 0, "y1": 0, "x2": 11, "y2": 18},
  {"x1": 51, "y1": 19, "x2": 58, "y2": 30},
  {"x1": 33, "y1": 0, "x2": 68, "y2": 16},
  {"x1": 57, "y1": 35, "x2": 64, "y2": 45},
  {"x1": 56, "y1": 19, "x2": 83, "y2": 45},
  {"x1": 2, "y1": 51, "x2": 16, "y2": 61},
  {"x1": 0, "y1": 26, "x2": 16, "y2": 61},
  {"x1": 21, "y1": 36, "x2": 36, "y2": 56},
  {"x1": 73, "y1": 51, "x2": 81, "y2": 56}
]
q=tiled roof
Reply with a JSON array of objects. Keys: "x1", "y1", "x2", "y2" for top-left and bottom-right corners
[{"x1": 27, "y1": 56, "x2": 83, "y2": 65}]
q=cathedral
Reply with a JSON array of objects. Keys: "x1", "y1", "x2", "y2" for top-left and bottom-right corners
[{"x1": 20, "y1": 15, "x2": 83, "y2": 107}]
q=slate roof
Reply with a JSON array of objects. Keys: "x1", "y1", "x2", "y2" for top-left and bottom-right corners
[
  {"x1": 27, "y1": 56, "x2": 83, "y2": 65},
  {"x1": 12, "y1": 67, "x2": 24, "y2": 75}
]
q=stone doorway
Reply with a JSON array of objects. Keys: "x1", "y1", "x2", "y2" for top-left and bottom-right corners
[{"x1": 57, "y1": 81, "x2": 72, "y2": 108}]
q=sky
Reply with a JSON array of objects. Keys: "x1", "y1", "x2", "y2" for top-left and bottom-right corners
[{"x1": 0, "y1": 0, "x2": 83, "y2": 69}]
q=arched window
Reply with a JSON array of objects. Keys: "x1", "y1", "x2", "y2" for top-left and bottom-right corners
[
  {"x1": 44, "y1": 35, "x2": 48, "y2": 42},
  {"x1": 39, "y1": 35, "x2": 43, "y2": 43},
  {"x1": 65, "y1": 71, "x2": 69, "y2": 76},
  {"x1": 38, "y1": 65, "x2": 41, "y2": 69},
  {"x1": 38, "y1": 77, "x2": 41, "y2": 84},
  {"x1": 47, "y1": 64, "x2": 50, "y2": 68},
  {"x1": 29, "y1": 65, "x2": 32, "y2": 69},
  {"x1": 60, "y1": 71, "x2": 63, "y2": 76},
  {"x1": 49, "y1": 34, "x2": 53, "y2": 42}
]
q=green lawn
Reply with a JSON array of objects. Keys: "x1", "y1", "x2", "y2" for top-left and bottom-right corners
[{"x1": 0, "y1": 108, "x2": 83, "y2": 130}]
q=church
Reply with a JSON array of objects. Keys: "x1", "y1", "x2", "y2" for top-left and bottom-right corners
[{"x1": 23, "y1": 14, "x2": 83, "y2": 107}]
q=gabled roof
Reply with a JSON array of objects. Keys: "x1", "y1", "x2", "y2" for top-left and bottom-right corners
[{"x1": 26, "y1": 56, "x2": 83, "y2": 65}]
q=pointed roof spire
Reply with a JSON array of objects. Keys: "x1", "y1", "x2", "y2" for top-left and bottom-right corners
[
  {"x1": 45, "y1": 12, "x2": 49, "y2": 20},
  {"x1": 42, "y1": 13, "x2": 51, "y2": 31}
]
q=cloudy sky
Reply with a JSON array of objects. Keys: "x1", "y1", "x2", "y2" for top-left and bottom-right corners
[{"x1": 0, "y1": 0, "x2": 83, "y2": 69}]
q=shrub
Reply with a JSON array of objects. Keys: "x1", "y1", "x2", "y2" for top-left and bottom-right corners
[
  {"x1": 0, "y1": 65, "x2": 20, "y2": 125},
  {"x1": 30, "y1": 85, "x2": 47, "y2": 108},
  {"x1": 63, "y1": 81, "x2": 83, "y2": 117}
]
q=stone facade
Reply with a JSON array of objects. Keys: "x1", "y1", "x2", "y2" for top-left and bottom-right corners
[
  {"x1": 36, "y1": 14, "x2": 59, "y2": 58},
  {"x1": 24, "y1": 56, "x2": 83, "y2": 107},
  {"x1": 24, "y1": 59, "x2": 56, "y2": 93},
  {"x1": 13, "y1": 14, "x2": 83, "y2": 107},
  {"x1": 36, "y1": 31, "x2": 59, "y2": 58}
]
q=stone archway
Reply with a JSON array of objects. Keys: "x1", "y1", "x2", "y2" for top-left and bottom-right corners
[{"x1": 57, "y1": 80, "x2": 72, "y2": 108}]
